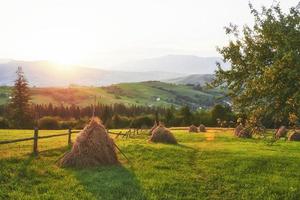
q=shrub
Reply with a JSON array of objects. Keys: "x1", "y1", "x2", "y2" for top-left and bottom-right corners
[
  {"x1": 110, "y1": 115, "x2": 131, "y2": 129},
  {"x1": 38, "y1": 116, "x2": 59, "y2": 130},
  {"x1": 0, "y1": 117, "x2": 9, "y2": 128},
  {"x1": 130, "y1": 115, "x2": 154, "y2": 128},
  {"x1": 60, "y1": 120, "x2": 77, "y2": 129}
]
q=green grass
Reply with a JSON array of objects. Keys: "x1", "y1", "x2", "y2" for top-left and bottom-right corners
[
  {"x1": 0, "y1": 82, "x2": 222, "y2": 108},
  {"x1": 1, "y1": 129, "x2": 300, "y2": 199}
]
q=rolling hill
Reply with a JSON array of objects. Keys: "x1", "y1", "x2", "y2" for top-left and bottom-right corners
[
  {"x1": 115, "y1": 55, "x2": 230, "y2": 74},
  {"x1": 0, "y1": 81, "x2": 226, "y2": 109},
  {"x1": 0, "y1": 55, "x2": 230, "y2": 86},
  {"x1": 166, "y1": 74, "x2": 215, "y2": 86},
  {"x1": 0, "y1": 60, "x2": 183, "y2": 86}
]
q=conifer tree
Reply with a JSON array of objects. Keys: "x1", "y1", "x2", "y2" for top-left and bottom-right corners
[{"x1": 9, "y1": 67, "x2": 33, "y2": 128}]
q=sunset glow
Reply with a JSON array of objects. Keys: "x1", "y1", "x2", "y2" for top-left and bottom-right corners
[{"x1": 0, "y1": 0, "x2": 297, "y2": 68}]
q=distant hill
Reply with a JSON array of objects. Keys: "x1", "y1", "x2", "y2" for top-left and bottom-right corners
[
  {"x1": 165, "y1": 74, "x2": 215, "y2": 86},
  {"x1": 0, "y1": 81, "x2": 226, "y2": 109},
  {"x1": 115, "y1": 55, "x2": 230, "y2": 74},
  {"x1": 0, "y1": 60, "x2": 183, "y2": 86}
]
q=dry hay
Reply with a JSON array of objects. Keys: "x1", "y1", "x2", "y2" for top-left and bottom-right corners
[
  {"x1": 189, "y1": 125, "x2": 198, "y2": 133},
  {"x1": 150, "y1": 125, "x2": 177, "y2": 144},
  {"x1": 234, "y1": 124, "x2": 243, "y2": 136},
  {"x1": 275, "y1": 126, "x2": 288, "y2": 139},
  {"x1": 199, "y1": 124, "x2": 206, "y2": 132},
  {"x1": 149, "y1": 121, "x2": 158, "y2": 135},
  {"x1": 237, "y1": 128, "x2": 252, "y2": 138},
  {"x1": 58, "y1": 118, "x2": 119, "y2": 168},
  {"x1": 234, "y1": 125, "x2": 252, "y2": 138},
  {"x1": 288, "y1": 131, "x2": 300, "y2": 141}
]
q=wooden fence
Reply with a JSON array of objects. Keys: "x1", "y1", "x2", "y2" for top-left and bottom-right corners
[
  {"x1": 0, "y1": 128, "x2": 80, "y2": 156},
  {"x1": 0, "y1": 128, "x2": 147, "y2": 156}
]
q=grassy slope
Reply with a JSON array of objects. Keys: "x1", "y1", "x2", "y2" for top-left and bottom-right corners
[
  {"x1": 1, "y1": 129, "x2": 300, "y2": 200},
  {"x1": 0, "y1": 82, "x2": 222, "y2": 107}
]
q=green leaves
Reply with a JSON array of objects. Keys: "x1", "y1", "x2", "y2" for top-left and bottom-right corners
[{"x1": 212, "y1": 3, "x2": 300, "y2": 126}]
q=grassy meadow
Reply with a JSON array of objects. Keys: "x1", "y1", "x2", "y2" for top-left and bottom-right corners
[
  {"x1": 0, "y1": 81, "x2": 222, "y2": 107},
  {"x1": 1, "y1": 128, "x2": 300, "y2": 200}
]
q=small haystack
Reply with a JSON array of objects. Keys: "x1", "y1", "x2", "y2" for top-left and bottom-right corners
[
  {"x1": 149, "y1": 121, "x2": 158, "y2": 135},
  {"x1": 150, "y1": 125, "x2": 177, "y2": 144},
  {"x1": 237, "y1": 129, "x2": 252, "y2": 138},
  {"x1": 58, "y1": 118, "x2": 119, "y2": 168},
  {"x1": 199, "y1": 124, "x2": 206, "y2": 132},
  {"x1": 234, "y1": 124, "x2": 243, "y2": 136},
  {"x1": 275, "y1": 126, "x2": 288, "y2": 139},
  {"x1": 189, "y1": 125, "x2": 198, "y2": 133},
  {"x1": 288, "y1": 131, "x2": 300, "y2": 141}
]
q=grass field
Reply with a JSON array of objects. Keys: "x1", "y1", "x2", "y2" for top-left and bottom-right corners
[
  {"x1": 1, "y1": 128, "x2": 300, "y2": 200},
  {"x1": 0, "y1": 82, "x2": 223, "y2": 108}
]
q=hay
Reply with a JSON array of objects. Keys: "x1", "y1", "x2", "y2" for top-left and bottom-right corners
[
  {"x1": 58, "y1": 118, "x2": 119, "y2": 168},
  {"x1": 150, "y1": 125, "x2": 177, "y2": 144},
  {"x1": 189, "y1": 125, "x2": 198, "y2": 133},
  {"x1": 149, "y1": 121, "x2": 158, "y2": 135},
  {"x1": 199, "y1": 124, "x2": 206, "y2": 132},
  {"x1": 237, "y1": 129, "x2": 252, "y2": 138},
  {"x1": 275, "y1": 126, "x2": 287, "y2": 139},
  {"x1": 234, "y1": 124, "x2": 243, "y2": 136},
  {"x1": 288, "y1": 131, "x2": 300, "y2": 141},
  {"x1": 234, "y1": 125, "x2": 252, "y2": 138}
]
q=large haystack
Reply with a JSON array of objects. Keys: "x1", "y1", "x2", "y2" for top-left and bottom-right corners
[
  {"x1": 275, "y1": 126, "x2": 288, "y2": 139},
  {"x1": 288, "y1": 131, "x2": 300, "y2": 141},
  {"x1": 149, "y1": 121, "x2": 158, "y2": 135},
  {"x1": 150, "y1": 125, "x2": 177, "y2": 144},
  {"x1": 58, "y1": 118, "x2": 119, "y2": 168},
  {"x1": 234, "y1": 124, "x2": 243, "y2": 136},
  {"x1": 199, "y1": 124, "x2": 206, "y2": 132},
  {"x1": 189, "y1": 125, "x2": 198, "y2": 133}
]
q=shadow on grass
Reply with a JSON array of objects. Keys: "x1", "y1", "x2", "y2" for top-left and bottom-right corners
[
  {"x1": 0, "y1": 146, "x2": 147, "y2": 200},
  {"x1": 41, "y1": 146, "x2": 147, "y2": 199},
  {"x1": 70, "y1": 166, "x2": 146, "y2": 200}
]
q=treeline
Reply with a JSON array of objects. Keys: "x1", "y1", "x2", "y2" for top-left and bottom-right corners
[{"x1": 0, "y1": 103, "x2": 237, "y2": 129}]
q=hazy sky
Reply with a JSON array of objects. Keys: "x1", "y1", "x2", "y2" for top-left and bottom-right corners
[{"x1": 0, "y1": 0, "x2": 298, "y2": 68}]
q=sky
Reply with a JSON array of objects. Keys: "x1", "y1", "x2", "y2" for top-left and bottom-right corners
[{"x1": 0, "y1": 0, "x2": 298, "y2": 69}]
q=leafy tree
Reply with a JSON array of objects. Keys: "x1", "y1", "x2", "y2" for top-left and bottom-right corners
[
  {"x1": 9, "y1": 67, "x2": 33, "y2": 128},
  {"x1": 179, "y1": 105, "x2": 193, "y2": 126},
  {"x1": 211, "y1": 104, "x2": 234, "y2": 125},
  {"x1": 164, "y1": 105, "x2": 176, "y2": 126},
  {"x1": 211, "y1": 3, "x2": 300, "y2": 127}
]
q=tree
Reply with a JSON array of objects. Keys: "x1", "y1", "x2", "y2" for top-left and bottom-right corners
[
  {"x1": 211, "y1": 104, "x2": 234, "y2": 126},
  {"x1": 211, "y1": 3, "x2": 300, "y2": 127},
  {"x1": 9, "y1": 67, "x2": 33, "y2": 128},
  {"x1": 164, "y1": 105, "x2": 176, "y2": 126},
  {"x1": 179, "y1": 105, "x2": 193, "y2": 126}
]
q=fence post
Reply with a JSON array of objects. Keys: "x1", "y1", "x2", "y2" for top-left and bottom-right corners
[
  {"x1": 68, "y1": 128, "x2": 72, "y2": 146},
  {"x1": 33, "y1": 127, "x2": 38, "y2": 156}
]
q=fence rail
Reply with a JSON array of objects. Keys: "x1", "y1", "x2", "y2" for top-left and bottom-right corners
[
  {"x1": 0, "y1": 128, "x2": 80, "y2": 156},
  {"x1": 0, "y1": 128, "x2": 144, "y2": 156}
]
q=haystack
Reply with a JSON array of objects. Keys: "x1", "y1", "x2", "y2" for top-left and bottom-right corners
[
  {"x1": 150, "y1": 125, "x2": 177, "y2": 144},
  {"x1": 234, "y1": 124, "x2": 243, "y2": 136},
  {"x1": 149, "y1": 121, "x2": 158, "y2": 135},
  {"x1": 288, "y1": 131, "x2": 300, "y2": 141},
  {"x1": 189, "y1": 125, "x2": 198, "y2": 133},
  {"x1": 237, "y1": 129, "x2": 252, "y2": 138},
  {"x1": 199, "y1": 124, "x2": 206, "y2": 132},
  {"x1": 275, "y1": 126, "x2": 288, "y2": 139},
  {"x1": 58, "y1": 118, "x2": 119, "y2": 168}
]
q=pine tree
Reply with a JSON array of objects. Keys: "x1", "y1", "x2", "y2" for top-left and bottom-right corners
[{"x1": 9, "y1": 66, "x2": 33, "y2": 128}]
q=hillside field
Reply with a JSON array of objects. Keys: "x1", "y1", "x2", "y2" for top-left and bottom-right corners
[
  {"x1": 1, "y1": 128, "x2": 300, "y2": 199},
  {"x1": 0, "y1": 81, "x2": 224, "y2": 109}
]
